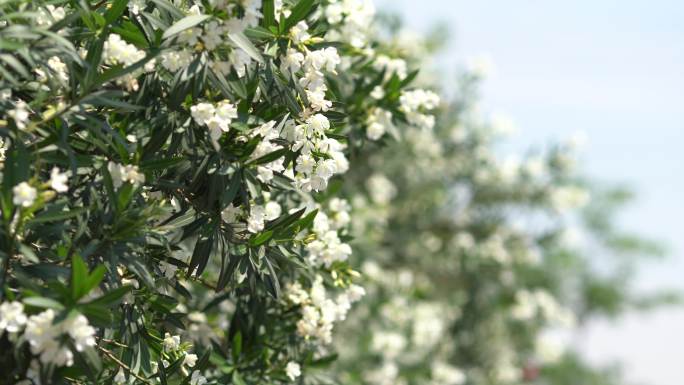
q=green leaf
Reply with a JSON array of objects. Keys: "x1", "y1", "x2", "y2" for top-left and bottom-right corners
[
  {"x1": 249, "y1": 230, "x2": 273, "y2": 247},
  {"x1": 162, "y1": 14, "x2": 211, "y2": 40},
  {"x1": 232, "y1": 371, "x2": 247, "y2": 385},
  {"x1": 105, "y1": 0, "x2": 129, "y2": 25},
  {"x1": 263, "y1": 258, "x2": 281, "y2": 299},
  {"x1": 93, "y1": 50, "x2": 157, "y2": 89},
  {"x1": 140, "y1": 157, "x2": 185, "y2": 171},
  {"x1": 284, "y1": 0, "x2": 315, "y2": 31},
  {"x1": 112, "y1": 23, "x2": 149, "y2": 48},
  {"x1": 188, "y1": 234, "x2": 214, "y2": 277},
  {"x1": 244, "y1": 26, "x2": 275, "y2": 41},
  {"x1": 84, "y1": 285, "x2": 132, "y2": 307},
  {"x1": 150, "y1": 0, "x2": 184, "y2": 19},
  {"x1": 222, "y1": 171, "x2": 242, "y2": 208},
  {"x1": 23, "y1": 296, "x2": 65, "y2": 310},
  {"x1": 294, "y1": 209, "x2": 318, "y2": 231},
  {"x1": 231, "y1": 331, "x2": 242, "y2": 362},
  {"x1": 266, "y1": 207, "x2": 305, "y2": 231},
  {"x1": 228, "y1": 32, "x2": 264, "y2": 64},
  {"x1": 84, "y1": 265, "x2": 106, "y2": 297},
  {"x1": 249, "y1": 148, "x2": 287, "y2": 165},
  {"x1": 71, "y1": 254, "x2": 90, "y2": 301},
  {"x1": 262, "y1": 0, "x2": 276, "y2": 29},
  {"x1": 29, "y1": 207, "x2": 86, "y2": 224}
]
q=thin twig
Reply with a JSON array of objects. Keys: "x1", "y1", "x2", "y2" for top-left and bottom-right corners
[
  {"x1": 98, "y1": 337, "x2": 130, "y2": 348},
  {"x1": 96, "y1": 344, "x2": 153, "y2": 384}
]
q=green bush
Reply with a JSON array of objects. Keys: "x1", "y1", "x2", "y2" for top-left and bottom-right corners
[{"x1": 0, "y1": 0, "x2": 434, "y2": 383}]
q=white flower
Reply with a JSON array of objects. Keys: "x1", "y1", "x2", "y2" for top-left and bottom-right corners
[
  {"x1": 108, "y1": 162, "x2": 145, "y2": 188},
  {"x1": 535, "y1": 333, "x2": 565, "y2": 364},
  {"x1": 306, "y1": 89, "x2": 332, "y2": 111},
  {"x1": 281, "y1": 48, "x2": 305, "y2": 74},
  {"x1": 264, "y1": 201, "x2": 282, "y2": 221},
  {"x1": 8, "y1": 100, "x2": 30, "y2": 130},
  {"x1": 202, "y1": 22, "x2": 223, "y2": 50},
  {"x1": 286, "y1": 282, "x2": 309, "y2": 305},
  {"x1": 36, "y1": 56, "x2": 69, "y2": 83},
  {"x1": 102, "y1": 34, "x2": 149, "y2": 90},
  {"x1": 103, "y1": 34, "x2": 145, "y2": 67},
  {"x1": 191, "y1": 103, "x2": 216, "y2": 126},
  {"x1": 114, "y1": 368, "x2": 127, "y2": 385},
  {"x1": 49, "y1": 167, "x2": 69, "y2": 193},
  {"x1": 13, "y1": 182, "x2": 37, "y2": 208},
  {"x1": 178, "y1": 27, "x2": 202, "y2": 45},
  {"x1": 0, "y1": 301, "x2": 27, "y2": 334},
  {"x1": 286, "y1": 361, "x2": 301, "y2": 381},
  {"x1": 253, "y1": 120, "x2": 278, "y2": 138},
  {"x1": 366, "y1": 108, "x2": 393, "y2": 140},
  {"x1": 183, "y1": 353, "x2": 198, "y2": 367},
  {"x1": 304, "y1": 48, "x2": 340, "y2": 73},
  {"x1": 290, "y1": 21, "x2": 310, "y2": 44},
  {"x1": 431, "y1": 361, "x2": 466, "y2": 385},
  {"x1": 295, "y1": 154, "x2": 316, "y2": 175},
  {"x1": 128, "y1": 0, "x2": 146, "y2": 15},
  {"x1": 370, "y1": 85, "x2": 385, "y2": 100},
  {"x1": 215, "y1": 100, "x2": 238, "y2": 123},
  {"x1": 189, "y1": 371, "x2": 207, "y2": 385},
  {"x1": 221, "y1": 203, "x2": 241, "y2": 224},
  {"x1": 374, "y1": 55, "x2": 407, "y2": 80},
  {"x1": 161, "y1": 49, "x2": 193, "y2": 72},
  {"x1": 230, "y1": 48, "x2": 252, "y2": 77},
  {"x1": 63, "y1": 314, "x2": 96, "y2": 352},
  {"x1": 315, "y1": 159, "x2": 337, "y2": 180},
  {"x1": 163, "y1": 332, "x2": 181, "y2": 351},
  {"x1": 325, "y1": 3, "x2": 344, "y2": 23},
  {"x1": 24, "y1": 309, "x2": 74, "y2": 367},
  {"x1": 36, "y1": 5, "x2": 66, "y2": 27},
  {"x1": 306, "y1": 114, "x2": 330, "y2": 134},
  {"x1": 160, "y1": 262, "x2": 178, "y2": 279},
  {"x1": 371, "y1": 331, "x2": 406, "y2": 358},
  {"x1": 550, "y1": 185, "x2": 590, "y2": 212},
  {"x1": 366, "y1": 174, "x2": 396, "y2": 205},
  {"x1": 123, "y1": 165, "x2": 145, "y2": 186},
  {"x1": 346, "y1": 284, "x2": 366, "y2": 302},
  {"x1": 399, "y1": 89, "x2": 440, "y2": 129},
  {"x1": 247, "y1": 205, "x2": 266, "y2": 233}
]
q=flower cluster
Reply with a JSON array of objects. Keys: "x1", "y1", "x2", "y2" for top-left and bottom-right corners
[
  {"x1": 330, "y1": 27, "x2": 656, "y2": 385},
  {"x1": 191, "y1": 100, "x2": 238, "y2": 147},
  {"x1": 0, "y1": 303, "x2": 96, "y2": 368},
  {"x1": 399, "y1": 89, "x2": 441, "y2": 129},
  {"x1": 306, "y1": 200, "x2": 353, "y2": 267},
  {"x1": 159, "y1": 0, "x2": 263, "y2": 78},
  {"x1": 0, "y1": 0, "x2": 450, "y2": 383},
  {"x1": 324, "y1": 0, "x2": 376, "y2": 48},
  {"x1": 103, "y1": 34, "x2": 155, "y2": 90},
  {"x1": 108, "y1": 162, "x2": 145, "y2": 188},
  {"x1": 287, "y1": 276, "x2": 365, "y2": 344},
  {"x1": 285, "y1": 114, "x2": 350, "y2": 192}
]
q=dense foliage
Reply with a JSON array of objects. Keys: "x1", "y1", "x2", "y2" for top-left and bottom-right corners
[
  {"x1": 332, "y1": 33, "x2": 668, "y2": 385},
  {"x1": 0, "y1": 0, "x2": 440, "y2": 383},
  {"x1": 0, "y1": 1, "x2": 668, "y2": 385}
]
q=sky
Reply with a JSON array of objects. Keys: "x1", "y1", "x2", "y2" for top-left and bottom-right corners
[{"x1": 376, "y1": 1, "x2": 684, "y2": 384}]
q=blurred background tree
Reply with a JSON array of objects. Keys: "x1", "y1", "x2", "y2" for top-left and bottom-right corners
[{"x1": 331, "y1": 15, "x2": 677, "y2": 385}]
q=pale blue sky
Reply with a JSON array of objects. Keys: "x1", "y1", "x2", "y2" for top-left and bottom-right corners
[{"x1": 377, "y1": 1, "x2": 684, "y2": 384}]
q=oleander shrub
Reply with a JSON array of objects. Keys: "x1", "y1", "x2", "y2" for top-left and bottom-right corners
[
  {"x1": 0, "y1": 1, "x2": 670, "y2": 385},
  {"x1": 332, "y1": 37, "x2": 669, "y2": 385},
  {"x1": 0, "y1": 0, "x2": 439, "y2": 384}
]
